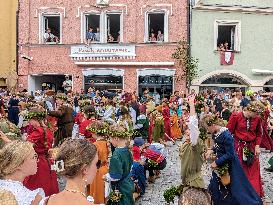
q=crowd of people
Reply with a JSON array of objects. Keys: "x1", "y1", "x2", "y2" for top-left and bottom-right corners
[{"x1": 0, "y1": 86, "x2": 273, "y2": 205}]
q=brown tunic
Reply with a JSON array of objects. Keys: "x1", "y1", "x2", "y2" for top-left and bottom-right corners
[{"x1": 48, "y1": 104, "x2": 74, "y2": 147}]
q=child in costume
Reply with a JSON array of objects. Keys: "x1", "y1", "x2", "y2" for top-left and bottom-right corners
[
  {"x1": 87, "y1": 121, "x2": 110, "y2": 204},
  {"x1": 104, "y1": 124, "x2": 134, "y2": 205},
  {"x1": 171, "y1": 110, "x2": 182, "y2": 140},
  {"x1": 130, "y1": 137, "x2": 147, "y2": 199},
  {"x1": 79, "y1": 105, "x2": 97, "y2": 142}
]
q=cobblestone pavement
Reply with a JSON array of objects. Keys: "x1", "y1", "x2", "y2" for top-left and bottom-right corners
[{"x1": 136, "y1": 142, "x2": 273, "y2": 205}]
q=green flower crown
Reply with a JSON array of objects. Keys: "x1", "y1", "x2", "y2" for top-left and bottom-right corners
[
  {"x1": 206, "y1": 115, "x2": 218, "y2": 126},
  {"x1": 87, "y1": 123, "x2": 109, "y2": 136},
  {"x1": 79, "y1": 100, "x2": 91, "y2": 107},
  {"x1": 108, "y1": 130, "x2": 132, "y2": 139},
  {"x1": 247, "y1": 104, "x2": 258, "y2": 113},
  {"x1": 56, "y1": 95, "x2": 68, "y2": 101},
  {"x1": 25, "y1": 111, "x2": 47, "y2": 120}
]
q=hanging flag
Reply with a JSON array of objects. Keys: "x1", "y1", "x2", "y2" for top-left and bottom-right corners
[{"x1": 220, "y1": 51, "x2": 234, "y2": 65}]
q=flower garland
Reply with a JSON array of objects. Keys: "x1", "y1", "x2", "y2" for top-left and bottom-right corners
[
  {"x1": 147, "y1": 159, "x2": 158, "y2": 168},
  {"x1": 163, "y1": 185, "x2": 183, "y2": 203},
  {"x1": 107, "y1": 190, "x2": 123, "y2": 204},
  {"x1": 215, "y1": 163, "x2": 229, "y2": 177},
  {"x1": 195, "y1": 95, "x2": 205, "y2": 114},
  {"x1": 199, "y1": 127, "x2": 208, "y2": 141}
]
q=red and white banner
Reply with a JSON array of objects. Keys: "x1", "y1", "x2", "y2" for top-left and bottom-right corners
[{"x1": 220, "y1": 51, "x2": 234, "y2": 65}]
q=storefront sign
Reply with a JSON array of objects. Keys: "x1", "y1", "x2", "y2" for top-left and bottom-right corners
[{"x1": 70, "y1": 44, "x2": 136, "y2": 59}]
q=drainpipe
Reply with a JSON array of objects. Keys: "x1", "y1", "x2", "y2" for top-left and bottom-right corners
[
  {"x1": 186, "y1": 0, "x2": 192, "y2": 92},
  {"x1": 16, "y1": 0, "x2": 19, "y2": 75}
]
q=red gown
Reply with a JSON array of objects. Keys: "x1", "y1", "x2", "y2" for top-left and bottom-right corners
[
  {"x1": 24, "y1": 127, "x2": 59, "y2": 196},
  {"x1": 162, "y1": 106, "x2": 172, "y2": 141},
  {"x1": 260, "y1": 109, "x2": 273, "y2": 151},
  {"x1": 74, "y1": 112, "x2": 84, "y2": 125},
  {"x1": 227, "y1": 112, "x2": 264, "y2": 197},
  {"x1": 79, "y1": 118, "x2": 96, "y2": 143}
]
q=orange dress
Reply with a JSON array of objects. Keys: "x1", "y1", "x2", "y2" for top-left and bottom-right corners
[
  {"x1": 171, "y1": 114, "x2": 182, "y2": 140},
  {"x1": 89, "y1": 140, "x2": 109, "y2": 204}
]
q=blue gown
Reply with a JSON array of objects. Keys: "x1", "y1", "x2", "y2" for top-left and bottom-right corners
[
  {"x1": 130, "y1": 161, "x2": 146, "y2": 195},
  {"x1": 209, "y1": 129, "x2": 262, "y2": 205}
]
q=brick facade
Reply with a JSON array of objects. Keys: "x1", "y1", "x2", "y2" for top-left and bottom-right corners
[{"x1": 18, "y1": 0, "x2": 187, "y2": 96}]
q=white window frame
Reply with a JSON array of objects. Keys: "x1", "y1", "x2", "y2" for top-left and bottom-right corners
[
  {"x1": 144, "y1": 10, "x2": 169, "y2": 43},
  {"x1": 39, "y1": 12, "x2": 62, "y2": 44},
  {"x1": 81, "y1": 11, "x2": 123, "y2": 44},
  {"x1": 214, "y1": 20, "x2": 241, "y2": 51},
  {"x1": 104, "y1": 11, "x2": 124, "y2": 43},
  {"x1": 81, "y1": 11, "x2": 102, "y2": 43}
]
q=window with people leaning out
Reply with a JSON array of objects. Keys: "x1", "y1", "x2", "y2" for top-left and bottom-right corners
[
  {"x1": 43, "y1": 16, "x2": 60, "y2": 44},
  {"x1": 85, "y1": 13, "x2": 121, "y2": 46},
  {"x1": 147, "y1": 13, "x2": 166, "y2": 43},
  {"x1": 217, "y1": 25, "x2": 236, "y2": 52}
]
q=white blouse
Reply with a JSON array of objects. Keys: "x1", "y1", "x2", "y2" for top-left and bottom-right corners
[{"x1": 0, "y1": 179, "x2": 45, "y2": 205}]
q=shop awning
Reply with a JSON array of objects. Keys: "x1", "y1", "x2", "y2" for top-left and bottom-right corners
[
  {"x1": 82, "y1": 68, "x2": 125, "y2": 76},
  {"x1": 75, "y1": 61, "x2": 175, "y2": 66},
  {"x1": 137, "y1": 69, "x2": 176, "y2": 76}
]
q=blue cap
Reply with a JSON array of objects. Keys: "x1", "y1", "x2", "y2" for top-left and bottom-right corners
[{"x1": 134, "y1": 137, "x2": 145, "y2": 147}]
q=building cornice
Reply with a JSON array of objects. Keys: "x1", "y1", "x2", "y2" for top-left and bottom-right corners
[{"x1": 193, "y1": 3, "x2": 273, "y2": 14}]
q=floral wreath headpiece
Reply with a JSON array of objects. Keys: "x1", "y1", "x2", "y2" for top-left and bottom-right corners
[
  {"x1": 206, "y1": 115, "x2": 218, "y2": 126},
  {"x1": 25, "y1": 111, "x2": 47, "y2": 120},
  {"x1": 246, "y1": 104, "x2": 258, "y2": 113},
  {"x1": 56, "y1": 94, "x2": 68, "y2": 101},
  {"x1": 87, "y1": 122, "x2": 109, "y2": 136}
]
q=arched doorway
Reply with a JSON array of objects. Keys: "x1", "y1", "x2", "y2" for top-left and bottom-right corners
[{"x1": 200, "y1": 73, "x2": 249, "y2": 93}]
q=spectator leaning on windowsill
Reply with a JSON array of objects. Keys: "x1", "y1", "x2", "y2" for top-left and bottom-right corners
[
  {"x1": 85, "y1": 27, "x2": 96, "y2": 46},
  {"x1": 44, "y1": 28, "x2": 59, "y2": 43}
]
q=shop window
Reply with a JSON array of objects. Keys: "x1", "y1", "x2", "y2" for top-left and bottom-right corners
[
  {"x1": 215, "y1": 21, "x2": 241, "y2": 51},
  {"x1": 106, "y1": 14, "x2": 121, "y2": 43},
  {"x1": 42, "y1": 15, "x2": 61, "y2": 44},
  {"x1": 85, "y1": 14, "x2": 101, "y2": 43},
  {"x1": 145, "y1": 12, "x2": 168, "y2": 43}
]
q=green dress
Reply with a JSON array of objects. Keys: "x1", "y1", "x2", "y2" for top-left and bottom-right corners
[
  {"x1": 179, "y1": 139, "x2": 205, "y2": 189},
  {"x1": 109, "y1": 147, "x2": 134, "y2": 205}
]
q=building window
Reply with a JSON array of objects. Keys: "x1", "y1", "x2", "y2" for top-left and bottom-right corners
[
  {"x1": 82, "y1": 12, "x2": 122, "y2": 44},
  {"x1": 41, "y1": 15, "x2": 61, "y2": 44},
  {"x1": 85, "y1": 14, "x2": 101, "y2": 44},
  {"x1": 214, "y1": 20, "x2": 241, "y2": 51},
  {"x1": 84, "y1": 75, "x2": 123, "y2": 91},
  {"x1": 106, "y1": 14, "x2": 121, "y2": 43},
  {"x1": 145, "y1": 12, "x2": 168, "y2": 43}
]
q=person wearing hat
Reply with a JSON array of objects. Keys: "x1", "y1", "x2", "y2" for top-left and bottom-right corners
[
  {"x1": 62, "y1": 75, "x2": 72, "y2": 94},
  {"x1": 131, "y1": 137, "x2": 147, "y2": 200},
  {"x1": 48, "y1": 93, "x2": 74, "y2": 147}
]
